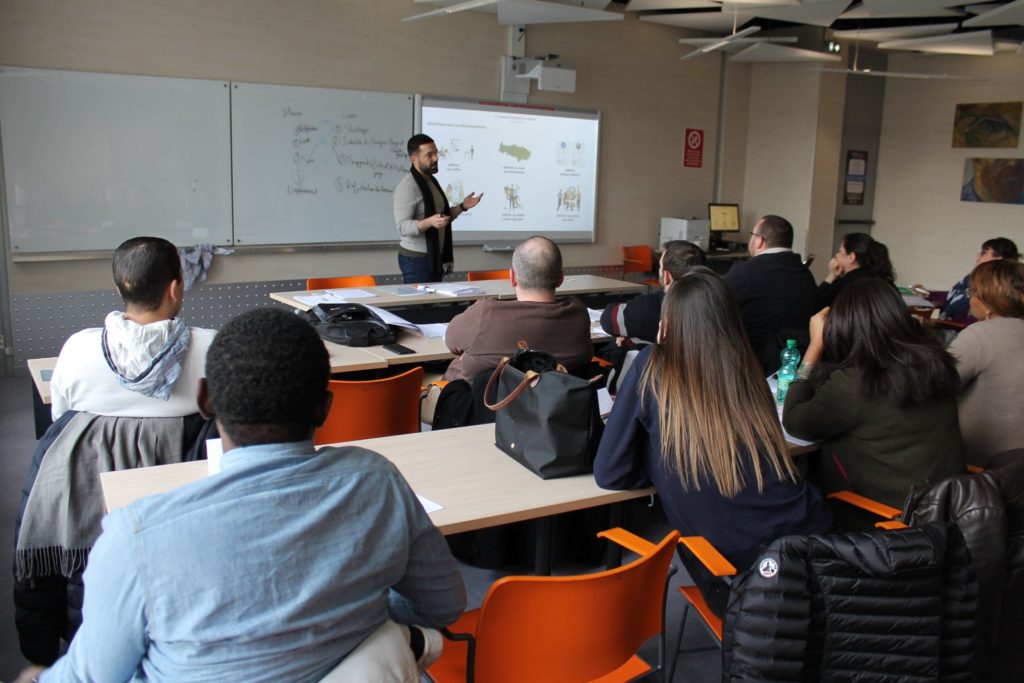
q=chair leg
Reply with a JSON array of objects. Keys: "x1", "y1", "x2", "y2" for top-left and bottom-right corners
[{"x1": 667, "y1": 603, "x2": 690, "y2": 683}]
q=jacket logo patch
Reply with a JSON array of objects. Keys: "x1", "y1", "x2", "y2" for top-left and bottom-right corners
[{"x1": 758, "y1": 558, "x2": 779, "y2": 578}]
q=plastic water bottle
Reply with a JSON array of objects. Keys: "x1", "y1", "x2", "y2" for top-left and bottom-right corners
[{"x1": 776, "y1": 339, "x2": 801, "y2": 404}]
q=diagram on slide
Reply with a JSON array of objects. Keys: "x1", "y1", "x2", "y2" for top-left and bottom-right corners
[
  {"x1": 557, "y1": 141, "x2": 585, "y2": 168},
  {"x1": 499, "y1": 143, "x2": 531, "y2": 162},
  {"x1": 445, "y1": 180, "x2": 466, "y2": 205},
  {"x1": 556, "y1": 186, "x2": 582, "y2": 213},
  {"x1": 503, "y1": 183, "x2": 523, "y2": 210}
]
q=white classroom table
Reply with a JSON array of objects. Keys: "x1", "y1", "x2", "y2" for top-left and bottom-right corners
[
  {"x1": 270, "y1": 274, "x2": 644, "y2": 311},
  {"x1": 100, "y1": 424, "x2": 655, "y2": 537}
]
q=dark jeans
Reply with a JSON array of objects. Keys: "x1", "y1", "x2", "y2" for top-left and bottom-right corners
[{"x1": 398, "y1": 253, "x2": 430, "y2": 284}]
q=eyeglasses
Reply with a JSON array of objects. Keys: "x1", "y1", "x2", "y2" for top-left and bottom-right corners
[{"x1": 750, "y1": 231, "x2": 762, "y2": 239}]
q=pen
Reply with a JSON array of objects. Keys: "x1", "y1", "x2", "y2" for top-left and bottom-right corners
[{"x1": 415, "y1": 284, "x2": 436, "y2": 294}]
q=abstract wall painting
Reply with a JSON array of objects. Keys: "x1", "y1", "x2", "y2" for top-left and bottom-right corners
[
  {"x1": 961, "y1": 158, "x2": 1024, "y2": 204},
  {"x1": 952, "y1": 102, "x2": 1021, "y2": 148}
]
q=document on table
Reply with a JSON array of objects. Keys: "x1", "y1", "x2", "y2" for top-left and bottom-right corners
[
  {"x1": 366, "y1": 305, "x2": 423, "y2": 333},
  {"x1": 207, "y1": 438, "x2": 224, "y2": 474},
  {"x1": 295, "y1": 288, "x2": 377, "y2": 306},
  {"x1": 597, "y1": 387, "x2": 614, "y2": 418},
  {"x1": 417, "y1": 495, "x2": 444, "y2": 514},
  {"x1": 767, "y1": 376, "x2": 815, "y2": 447},
  {"x1": 430, "y1": 283, "x2": 485, "y2": 296},
  {"x1": 376, "y1": 284, "x2": 425, "y2": 296},
  {"x1": 417, "y1": 323, "x2": 449, "y2": 339},
  {"x1": 365, "y1": 305, "x2": 448, "y2": 338}
]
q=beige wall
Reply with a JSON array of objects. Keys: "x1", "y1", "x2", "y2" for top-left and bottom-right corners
[
  {"x1": 873, "y1": 52, "x2": 1024, "y2": 289},
  {"x1": 0, "y1": 0, "x2": 720, "y2": 294},
  {"x1": 740, "y1": 63, "x2": 842, "y2": 271}
]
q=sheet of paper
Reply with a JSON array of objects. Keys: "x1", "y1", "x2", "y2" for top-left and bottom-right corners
[
  {"x1": 767, "y1": 377, "x2": 816, "y2": 448},
  {"x1": 597, "y1": 387, "x2": 614, "y2": 418},
  {"x1": 902, "y1": 294, "x2": 933, "y2": 308},
  {"x1": 375, "y1": 284, "x2": 422, "y2": 296},
  {"x1": 206, "y1": 438, "x2": 224, "y2": 474},
  {"x1": 295, "y1": 292, "x2": 346, "y2": 306},
  {"x1": 417, "y1": 494, "x2": 443, "y2": 514},
  {"x1": 417, "y1": 323, "x2": 449, "y2": 339},
  {"x1": 431, "y1": 282, "x2": 485, "y2": 296},
  {"x1": 364, "y1": 304, "x2": 421, "y2": 333},
  {"x1": 327, "y1": 288, "x2": 376, "y2": 299},
  {"x1": 587, "y1": 308, "x2": 604, "y2": 323}
]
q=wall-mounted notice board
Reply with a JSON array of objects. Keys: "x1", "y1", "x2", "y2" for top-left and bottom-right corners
[
  {"x1": 231, "y1": 82, "x2": 414, "y2": 246},
  {"x1": 0, "y1": 67, "x2": 233, "y2": 253}
]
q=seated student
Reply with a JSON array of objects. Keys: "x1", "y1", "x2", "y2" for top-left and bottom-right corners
[
  {"x1": 814, "y1": 232, "x2": 895, "y2": 310},
  {"x1": 942, "y1": 237, "x2": 1019, "y2": 321},
  {"x1": 722, "y1": 214, "x2": 816, "y2": 363},
  {"x1": 49, "y1": 236, "x2": 215, "y2": 419},
  {"x1": 784, "y1": 279, "x2": 966, "y2": 529},
  {"x1": 21, "y1": 308, "x2": 466, "y2": 683},
  {"x1": 443, "y1": 235, "x2": 592, "y2": 382},
  {"x1": 595, "y1": 269, "x2": 832, "y2": 618},
  {"x1": 949, "y1": 259, "x2": 1024, "y2": 466},
  {"x1": 600, "y1": 239, "x2": 706, "y2": 345}
]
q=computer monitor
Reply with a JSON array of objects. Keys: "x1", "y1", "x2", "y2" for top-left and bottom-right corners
[{"x1": 708, "y1": 203, "x2": 740, "y2": 249}]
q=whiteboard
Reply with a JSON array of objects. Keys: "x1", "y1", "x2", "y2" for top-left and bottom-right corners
[
  {"x1": 231, "y1": 82, "x2": 414, "y2": 246},
  {"x1": 0, "y1": 67, "x2": 232, "y2": 253}
]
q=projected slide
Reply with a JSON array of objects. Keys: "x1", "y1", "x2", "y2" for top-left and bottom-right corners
[{"x1": 420, "y1": 98, "x2": 600, "y2": 245}]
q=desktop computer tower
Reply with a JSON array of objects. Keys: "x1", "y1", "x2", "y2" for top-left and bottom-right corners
[{"x1": 659, "y1": 218, "x2": 710, "y2": 251}]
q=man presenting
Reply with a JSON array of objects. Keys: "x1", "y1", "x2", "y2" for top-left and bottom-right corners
[
  {"x1": 722, "y1": 214, "x2": 816, "y2": 367},
  {"x1": 443, "y1": 235, "x2": 592, "y2": 382},
  {"x1": 393, "y1": 134, "x2": 483, "y2": 283},
  {"x1": 24, "y1": 308, "x2": 466, "y2": 682}
]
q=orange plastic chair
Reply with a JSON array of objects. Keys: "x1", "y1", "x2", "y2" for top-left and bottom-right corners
[
  {"x1": 306, "y1": 275, "x2": 377, "y2": 290},
  {"x1": 426, "y1": 528, "x2": 679, "y2": 683},
  {"x1": 621, "y1": 245, "x2": 660, "y2": 287},
  {"x1": 313, "y1": 366, "x2": 424, "y2": 445},
  {"x1": 466, "y1": 269, "x2": 509, "y2": 282}
]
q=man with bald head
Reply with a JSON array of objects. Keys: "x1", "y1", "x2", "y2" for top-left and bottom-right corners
[{"x1": 442, "y1": 236, "x2": 592, "y2": 382}]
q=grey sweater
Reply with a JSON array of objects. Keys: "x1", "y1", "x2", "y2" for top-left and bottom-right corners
[{"x1": 949, "y1": 317, "x2": 1024, "y2": 466}]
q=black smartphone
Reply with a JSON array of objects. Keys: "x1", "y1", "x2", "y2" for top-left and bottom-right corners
[{"x1": 383, "y1": 343, "x2": 416, "y2": 355}]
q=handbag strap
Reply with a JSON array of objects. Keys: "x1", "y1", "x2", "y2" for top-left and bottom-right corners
[{"x1": 483, "y1": 357, "x2": 540, "y2": 411}]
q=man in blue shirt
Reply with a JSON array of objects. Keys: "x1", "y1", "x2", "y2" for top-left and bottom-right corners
[{"x1": 24, "y1": 308, "x2": 466, "y2": 682}]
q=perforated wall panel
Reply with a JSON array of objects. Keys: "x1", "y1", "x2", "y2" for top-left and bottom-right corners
[{"x1": 10, "y1": 264, "x2": 621, "y2": 367}]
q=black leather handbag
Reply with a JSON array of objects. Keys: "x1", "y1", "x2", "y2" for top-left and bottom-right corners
[
  {"x1": 484, "y1": 346, "x2": 603, "y2": 480},
  {"x1": 298, "y1": 303, "x2": 396, "y2": 347}
]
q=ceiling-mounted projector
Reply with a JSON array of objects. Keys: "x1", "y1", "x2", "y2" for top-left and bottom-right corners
[{"x1": 512, "y1": 56, "x2": 576, "y2": 93}]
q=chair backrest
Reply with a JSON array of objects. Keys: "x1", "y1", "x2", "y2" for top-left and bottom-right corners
[
  {"x1": 469, "y1": 530, "x2": 679, "y2": 682},
  {"x1": 306, "y1": 275, "x2": 377, "y2": 290},
  {"x1": 622, "y1": 245, "x2": 655, "y2": 274},
  {"x1": 313, "y1": 366, "x2": 424, "y2": 445},
  {"x1": 466, "y1": 269, "x2": 509, "y2": 282}
]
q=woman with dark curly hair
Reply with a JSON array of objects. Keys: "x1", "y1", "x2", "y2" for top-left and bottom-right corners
[
  {"x1": 784, "y1": 278, "x2": 965, "y2": 529},
  {"x1": 814, "y1": 232, "x2": 896, "y2": 310}
]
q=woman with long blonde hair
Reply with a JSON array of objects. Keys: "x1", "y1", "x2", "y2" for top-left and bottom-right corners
[{"x1": 595, "y1": 268, "x2": 831, "y2": 615}]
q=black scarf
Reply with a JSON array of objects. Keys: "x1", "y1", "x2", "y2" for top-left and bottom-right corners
[{"x1": 409, "y1": 165, "x2": 453, "y2": 281}]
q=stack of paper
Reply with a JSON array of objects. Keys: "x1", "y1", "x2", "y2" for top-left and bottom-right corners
[
  {"x1": 295, "y1": 289, "x2": 376, "y2": 306},
  {"x1": 365, "y1": 305, "x2": 448, "y2": 339},
  {"x1": 431, "y1": 283, "x2": 485, "y2": 296}
]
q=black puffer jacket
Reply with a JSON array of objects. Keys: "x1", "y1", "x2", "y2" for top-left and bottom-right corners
[
  {"x1": 902, "y1": 457, "x2": 1024, "y2": 682},
  {"x1": 721, "y1": 522, "x2": 979, "y2": 682}
]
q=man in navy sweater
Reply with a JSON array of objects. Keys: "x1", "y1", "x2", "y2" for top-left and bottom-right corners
[{"x1": 723, "y1": 215, "x2": 816, "y2": 368}]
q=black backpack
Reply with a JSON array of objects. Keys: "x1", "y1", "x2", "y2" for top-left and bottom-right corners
[{"x1": 298, "y1": 303, "x2": 396, "y2": 347}]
